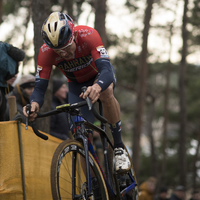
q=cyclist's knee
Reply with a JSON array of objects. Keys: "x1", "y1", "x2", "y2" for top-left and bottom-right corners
[{"x1": 99, "y1": 83, "x2": 114, "y2": 103}]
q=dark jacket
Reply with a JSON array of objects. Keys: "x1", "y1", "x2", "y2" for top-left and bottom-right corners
[
  {"x1": 169, "y1": 194, "x2": 182, "y2": 200},
  {"x1": 5, "y1": 86, "x2": 30, "y2": 123},
  {"x1": 155, "y1": 196, "x2": 169, "y2": 200},
  {"x1": 50, "y1": 96, "x2": 70, "y2": 140},
  {"x1": 0, "y1": 42, "x2": 18, "y2": 88}
]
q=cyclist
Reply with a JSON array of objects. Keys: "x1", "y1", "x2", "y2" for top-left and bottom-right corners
[{"x1": 23, "y1": 11, "x2": 130, "y2": 173}]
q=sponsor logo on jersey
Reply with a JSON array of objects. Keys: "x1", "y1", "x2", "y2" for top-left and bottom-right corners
[
  {"x1": 36, "y1": 65, "x2": 43, "y2": 78},
  {"x1": 88, "y1": 29, "x2": 93, "y2": 35},
  {"x1": 57, "y1": 55, "x2": 93, "y2": 72},
  {"x1": 41, "y1": 45, "x2": 50, "y2": 52},
  {"x1": 78, "y1": 29, "x2": 93, "y2": 37},
  {"x1": 96, "y1": 46, "x2": 109, "y2": 58}
]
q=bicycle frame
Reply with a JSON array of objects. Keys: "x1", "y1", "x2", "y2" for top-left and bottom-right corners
[{"x1": 73, "y1": 113, "x2": 136, "y2": 199}]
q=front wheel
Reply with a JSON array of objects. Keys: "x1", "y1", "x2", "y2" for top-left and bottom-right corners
[{"x1": 51, "y1": 139, "x2": 109, "y2": 200}]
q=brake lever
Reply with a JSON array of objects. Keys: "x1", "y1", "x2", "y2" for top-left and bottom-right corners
[
  {"x1": 81, "y1": 86, "x2": 92, "y2": 110},
  {"x1": 25, "y1": 104, "x2": 31, "y2": 130}
]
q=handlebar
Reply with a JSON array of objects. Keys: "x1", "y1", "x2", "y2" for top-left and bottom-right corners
[
  {"x1": 82, "y1": 86, "x2": 107, "y2": 124},
  {"x1": 31, "y1": 121, "x2": 48, "y2": 140},
  {"x1": 26, "y1": 86, "x2": 107, "y2": 140}
]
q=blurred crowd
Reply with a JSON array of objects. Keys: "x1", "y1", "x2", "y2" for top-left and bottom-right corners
[
  {"x1": 138, "y1": 177, "x2": 200, "y2": 200},
  {"x1": 0, "y1": 41, "x2": 70, "y2": 140}
]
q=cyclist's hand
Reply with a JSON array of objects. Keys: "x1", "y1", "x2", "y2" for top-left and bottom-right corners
[
  {"x1": 80, "y1": 83, "x2": 101, "y2": 104},
  {"x1": 23, "y1": 102, "x2": 40, "y2": 121}
]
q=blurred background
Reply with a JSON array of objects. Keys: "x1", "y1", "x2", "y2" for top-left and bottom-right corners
[{"x1": 1, "y1": 0, "x2": 200, "y2": 191}]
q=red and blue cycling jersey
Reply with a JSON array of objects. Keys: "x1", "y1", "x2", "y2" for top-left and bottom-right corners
[{"x1": 31, "y1": 25, "x2": 116, "y2": 107}]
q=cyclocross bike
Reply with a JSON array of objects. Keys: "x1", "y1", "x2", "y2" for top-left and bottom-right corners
[{"x1": 26, "y1": 86, "x2": 139, "y2": 200}]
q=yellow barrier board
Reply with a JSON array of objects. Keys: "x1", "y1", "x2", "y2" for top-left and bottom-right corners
[{"x1": 0, "y1": 121, "x2": 63, "y2": 200}]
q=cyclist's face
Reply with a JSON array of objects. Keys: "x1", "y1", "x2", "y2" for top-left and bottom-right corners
[{"x1": 54, "y1": 33, "x2": 77, "y2": 60}]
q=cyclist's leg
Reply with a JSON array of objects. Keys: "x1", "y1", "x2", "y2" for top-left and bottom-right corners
[
  {"x1": 97, "y1": 65, "x2": 122, "y2": 148},
  {"x1": 68, "y1": 81, "x2": 97, "y2": 178},
  {"x1": 98, "y1": 66, "x2": 131, "y2": 173},
  {"x1": 68, "y1": 80, "x2": 95, "y2": 123}
]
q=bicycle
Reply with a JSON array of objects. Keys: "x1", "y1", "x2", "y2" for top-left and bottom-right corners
[{"x1": 26, "y1": 86, "x2": 139, "y2": 200}]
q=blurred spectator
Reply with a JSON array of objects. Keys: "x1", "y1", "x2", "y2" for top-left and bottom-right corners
[
  {"x1": 0, "y1": 75, "x2": 17, "y2": 120},
  {"x1": 50, "y1": 79, "x2": 70, "y2": 140},
  {"x1": 190, "y1": 190, "x2": 200, "y2": 200},
  {"x1": 139, "y1": 176, "x2": 157, "y2": 200},
  {"x1": 5, "y1": 74, "x2": 35, "y2": 123},
  {"x1": 155, "y1": 186, "x2": 169, "y2": 200},
  {"x1": 169, "y1": 186, "x2": 185, "y2": 200},
  {"x1": 0, "y1": 42, "x2": 25, "y2": 120}
]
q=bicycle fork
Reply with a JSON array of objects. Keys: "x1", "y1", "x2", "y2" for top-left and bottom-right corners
[{"x1": 73, "y1": 119, "x2": 93, "y2": 198}]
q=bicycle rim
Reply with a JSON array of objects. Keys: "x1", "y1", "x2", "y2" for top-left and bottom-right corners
[{"x1": 51, "y1": 139, "x2": 109, "y2": 200}]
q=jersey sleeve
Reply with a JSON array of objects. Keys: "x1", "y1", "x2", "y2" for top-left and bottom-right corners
[
  {"x1": 85, "y1": 28, "x2": 114, "y2": 91},
  {"x1": 37, "y1": 44, "x2": 54, "y2": 80},
  {"x1": 87, "y1": 28, "x2": 109, "y2": 61},
  {"x1": 30, "y1": 45, "x2": 54, "y2": 107}
]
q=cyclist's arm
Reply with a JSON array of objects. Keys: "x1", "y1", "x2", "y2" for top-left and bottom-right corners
[
  {"x1": 80, "y1": 59, "x2": 115, "y2": 103},
  {"x1": 94, "y1": 58, "x2": 115, "y2": 91},
  {"x1": 30, "y1": 44, "x2": 54, "y2": 107},
  {"x1": 23, "y1": 44, "x2": 53, "y2": 119},
  {"x1": 86, "y1": 28, "x2": 115, "y2": 92},
  {"x1": 22, "y1": 79, "x2": 48, "y2": 120},
  {"x1": 30, "y1": 78, "x2": 49, "y2": 107}
]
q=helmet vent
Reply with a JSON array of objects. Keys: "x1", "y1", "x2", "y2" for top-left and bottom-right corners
[
  {"x1": 54, "y1": 22, "x2": 57, "y2": 31},
  {"x1": 60, "y1": 27, "x2": 65, "y2": 40},
  {"x1": 60, "y1": 13, "x2": 65, "y2": 20},
  {"x1": 48, "y1": 24, "x2": 51, "y2": 33},
  {"x1": 66, "y1": 15, "x2": 73, "y2": 23}
]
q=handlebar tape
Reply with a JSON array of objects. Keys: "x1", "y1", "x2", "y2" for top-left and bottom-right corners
[{"x1": 32, "y1": 121, "x2": 48, "y2": 140}]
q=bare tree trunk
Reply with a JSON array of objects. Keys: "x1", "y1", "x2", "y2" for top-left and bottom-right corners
[
  {"x1": 133, "y1": 0, "x2": 154, "y2": 178},
  {"x1": 21, "y1": 6, "x2": 31, "y2": 70},
  {"x1": 94, "y1": 0, "x2": 107, "y2": 47},
  {"x1": 178, "y1": 0, "x2": 188, "y2": 187},
  {"x1": 32, "y1": 0, "x2": 50, "y2": 72},
  {"x1": 0, "y1": 0, "x2": 2, "y2": 24},
  {"x1": 160, "y1": 0, "x2": 178, "y2": 186},
  {"x1": 32, "y1": 0, "x2": 52, "y2": 133},
  {"x1": 192, "y1": 127, "x2": 200, "y2": 189},
  {"x1": 161, "y1": 59, "x2": 171, "y2": 184},
  {"x1": 161, "y1": 24, "x2": 173, "y2": 185},
  {"x1": 62, "y1": 0, "x2": 75, "y2": 20},
  {"x1": 147, "y1": 97, "x2": 157, "y2": 177}
]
